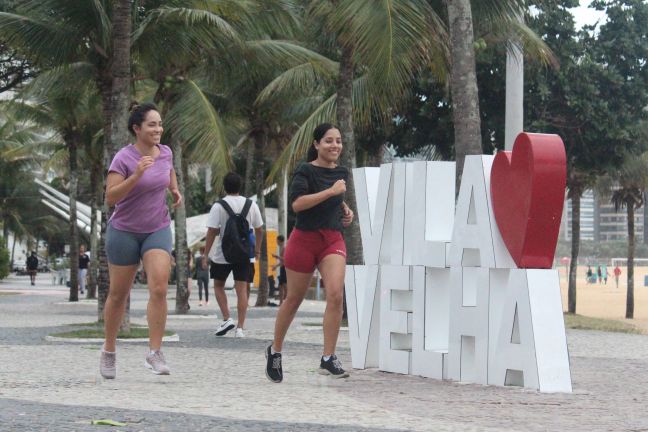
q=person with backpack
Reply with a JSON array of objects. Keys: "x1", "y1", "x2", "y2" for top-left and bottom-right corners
[
  {"x1": 203, "y1": 172, "x2": 263, "y2": 338},
  {"x1": 265, "y1": 123, "x2": 354, "y2": 383}
]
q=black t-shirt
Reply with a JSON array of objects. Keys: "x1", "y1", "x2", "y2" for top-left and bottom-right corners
[
  {"x1": 26, "y1": 255, "x2": 38, "y2": 270},
  {"x1": 79, "y1": 254, "x2": 90, "y2": 269},
  {"x1": 289, "y1": 162, "x2": 349, "y2": 232}
]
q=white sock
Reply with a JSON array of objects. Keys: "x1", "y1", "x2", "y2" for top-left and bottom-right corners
[
  {"x1": 271, "y1": 346, "x2": 280, "y2": 355},
  {"x1": 149, "y1": 350, "x2": 157, "y2": 356},
  {"x1": 323, "y1": 355, "x2": 332, "y2": 361}
]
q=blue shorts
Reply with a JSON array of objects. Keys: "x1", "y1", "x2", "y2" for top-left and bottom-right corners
[{"x1": 106, "y1": 223, "x2": 172, "y2": 266}]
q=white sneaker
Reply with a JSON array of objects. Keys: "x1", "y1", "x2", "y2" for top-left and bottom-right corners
[
  {"x1": 214, "y1": 318, "x2": 235, "y2": 336},
  {"x1": 235, "y1": 328, "x2": 245, "y2": 338}
]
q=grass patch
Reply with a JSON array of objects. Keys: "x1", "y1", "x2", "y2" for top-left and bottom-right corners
[
  {"x1": 564, "y1": 313, "x2": 643, "y2": 334},
  {"x1": 51, "y1": 322, "x2": 173, "y2": 339},
  {"x1": 0, "y1": 292, "x2": 19, "y2": 296}
]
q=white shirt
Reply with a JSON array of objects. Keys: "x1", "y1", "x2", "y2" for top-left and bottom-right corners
[{"x1": 206, "y1": 195, "x2": 264, "y2": 264}]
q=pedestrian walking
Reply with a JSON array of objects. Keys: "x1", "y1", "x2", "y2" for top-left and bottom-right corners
[
  {"x1": 26, "y1": 251, "x2": 38, "y2": 286},
  {"x1": 265, "y1": 123, "x2": 354, "y2": 383},
  {"x1": 203, "y1": 172, "x2": 263, "y2": 338},
  {"x1": 597, "y1": 266, "x2": 602, "y2": 284},
  {"x1": 100, "y1": 102, "x2": 182, "y2": 379},
  {"x1": 195, "y1": 246, "x2": 210, "y2": 306},
  {"x1": 614, "y1": 265, "x2": 622, "y2": 288},
  {"x1": 78, "y1": 245, "x2": 90, "y2": 295},
  {"x1": 272, "y1": 235, "x2": 287, "y2": 305}
]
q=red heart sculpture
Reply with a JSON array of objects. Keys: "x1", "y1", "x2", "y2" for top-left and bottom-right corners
[{"x1": 490, "y1": 133, "x2": 566, "y2": 269}]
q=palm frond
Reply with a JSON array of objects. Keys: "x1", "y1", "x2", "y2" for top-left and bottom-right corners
[
  {"x1": 0, "y1": 12, "x2": 82, "y2": 65},
  {"x1": 329, "y1": 0, "x2": 447, "y2": 89},
  {"x1": 480, "y1": 16, "x2": 557, "y2": 68},
  {"x1": 165, "y1": 79, "x2": 234, "y2": 182},
  {"x1": 267, "y1": 93, "x2": 337, "y2": 183},
  {"x1": 244, "y1": 40, "x2": 338, "y2": 72},
  {"x1": 133, "y1": 7, "x2": 242, "y2": 57},
  {"x1": 255, "y1": 61, "x2": 337, "y2": 106}
]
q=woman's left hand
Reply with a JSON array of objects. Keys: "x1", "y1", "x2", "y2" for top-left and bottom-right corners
[
  {"x1": 342, "y1": 204, "x2": 354, "y2": 227},
  {"x1": 171, "y1": 188, "x2": 183, "y2": 208}
]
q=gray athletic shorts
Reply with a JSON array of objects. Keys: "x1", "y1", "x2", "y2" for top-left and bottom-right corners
[{"x1": 106, "y1": 223, "x2": 172, "y2": 266}]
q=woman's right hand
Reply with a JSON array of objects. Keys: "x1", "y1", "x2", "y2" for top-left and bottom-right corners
[
  {"x1": 329, "y1": 179, "x2": 346, "y2": 195},
  {"x1": 134, "y1": 156, "x2": 154, "y2": 177}
]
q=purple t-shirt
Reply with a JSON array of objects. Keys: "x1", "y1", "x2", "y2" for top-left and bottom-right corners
[{"x1": 108, "y1": 144, "x2": 173, "y2": 233}]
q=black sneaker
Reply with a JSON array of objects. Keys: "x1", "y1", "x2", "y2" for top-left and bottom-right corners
[
  {"x1": 319, "y1": 354, "x2": 349, "y2": 378},
  {"x1": 265, "y1": 344, "x2": 283, "y2": 383}
]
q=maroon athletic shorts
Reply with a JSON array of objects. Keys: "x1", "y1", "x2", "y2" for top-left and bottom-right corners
[{"x1": 284, "y1": 228, "x2": 346, "y2": 273}]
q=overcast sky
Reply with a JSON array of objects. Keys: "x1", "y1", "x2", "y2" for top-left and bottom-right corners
[{"x1": 571, "y1": 1, "x2": 607, "y2": 29}]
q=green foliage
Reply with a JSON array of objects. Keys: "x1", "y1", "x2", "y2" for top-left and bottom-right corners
[
  {"x1": 0, "y1": 235, "x2": 9, "y2": 279},
  {"x1": 526, "y1": 0, "x2": 648, "y2": 190}
]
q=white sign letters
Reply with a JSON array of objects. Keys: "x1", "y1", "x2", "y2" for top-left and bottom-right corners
[{"x1": 345, "y1": 158, "x2": 572, "y2": 393}]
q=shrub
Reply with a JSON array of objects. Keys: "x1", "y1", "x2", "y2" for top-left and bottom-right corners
[{"x1": 0, "y1": 237, "x2": 10, "y2": 279}]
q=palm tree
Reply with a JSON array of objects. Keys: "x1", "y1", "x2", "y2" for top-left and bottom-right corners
[
  {"x1": 596, "y1": 154, "x2": 648, "y2": 319},
  {"x1": 0, "y1": 107, "x2": 57, "y2": 266},
  {"x1": 263, "y1": 0, "x2": 447, "y2": 265},
  {"x1": 445, "y1": 0, "x2": 482, "y2": 184},
  {"x1": 14, "y1": 73, "x2": 103, "y2": 302},
  {"x1": 132, "y1": 0, "x2": 307, "y2": 311}
]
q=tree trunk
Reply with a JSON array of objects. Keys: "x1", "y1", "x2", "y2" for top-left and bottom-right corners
[
  {"x1": 2, "y1": 223, "x2": 8, "y2": 249},
  {"x1": 626, "y1": 203, "x2": 635, "y2": 319},
  {"x1": 98, "y1": 0, "x2": 132, "y2": 328},
  {"x1": 173, "y1": 140, "x2": 190, "y2": 314},
  {"x1": 10, "y1": 233, "x2": 16, "y2": 269},
  {"x1": 254, "y1": 130, "x2": 270, "y2": 306},
  {"x1": 446, "y1": 0, "x2": 482, "y2": 186},
  {"x1": 336, "y1": 44, "x2": 363, "y2": 265},
  {"x1": 244, "y1": 140, "x2": 255, "y2": 196},
  {"x1": 67, "y1": 134, "x2": 80, "y2": 302},
  {"x1": 97, "y1": 82, "x2": 112, "y2": 323},
  {"x1": 568, "y1": 187, "x2": 582, "y2": 314},
  {"x1": 277, "y1": 171, "x2": 287, "y2": 237},
  {"x1": 87, "y1": 171, "x2": 100, "y2": 299}
]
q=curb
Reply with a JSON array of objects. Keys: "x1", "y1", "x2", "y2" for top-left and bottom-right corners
[{"x1": 44, "y1": 334, "x2": 180, "y2": 343}]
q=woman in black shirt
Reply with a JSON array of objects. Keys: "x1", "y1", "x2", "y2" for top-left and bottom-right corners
[{"x1": 265, "y1": 123, "x2": 354, "y2": 383}]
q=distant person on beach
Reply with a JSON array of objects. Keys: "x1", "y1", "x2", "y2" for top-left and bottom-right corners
[
  {"x1": 597, "y1": 266, "x2": 602, "y2": 284},
  {"x1": 614, "y1": 266, "x2": 622, "y2": 288},
  {"x1": 586, "y1": 266, "x2": 593, "y2": 284},
  {"x1": 602, "y1": 265, "x2": 608, "y2": 285}
]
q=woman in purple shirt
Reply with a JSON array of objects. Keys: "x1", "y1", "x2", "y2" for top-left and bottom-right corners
[{"x1": 99, "y1": 103, "x2": 182, "y2": 379}]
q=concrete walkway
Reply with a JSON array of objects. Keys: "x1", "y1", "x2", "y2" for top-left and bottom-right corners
[{"x1": 1, "y1": 273, "x2": 648, "y2": 431}]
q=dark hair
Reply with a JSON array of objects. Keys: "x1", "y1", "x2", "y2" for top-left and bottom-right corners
[
  {"x1": 307, "y1": 123, "x2": 338, "y2": 162},
  {"x1": 223, "y1": 172, "x2": 242, "y2": 194},
  {"x1": 128, "y1": 102, "x2": 159, "y2": 135},
  {"x1": 277, "y1": 235, "x2": 285, "y2": 242}
]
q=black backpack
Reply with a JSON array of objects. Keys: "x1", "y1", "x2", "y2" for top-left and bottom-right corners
[{"x1": 218, "y1": 199, "x2": 253, "y2": 264}]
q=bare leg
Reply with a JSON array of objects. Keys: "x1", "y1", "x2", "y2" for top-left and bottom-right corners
[
  {"x1": 272, "y1": 269, "x2": 313, "y2": 352},
  {"x1": 213, "y1": 279, "x2": 230, "y2": 320},
  {"x1": 142, "y1": 250, "x2": 170, "y2": 351},
  {"x1": 233, "y1": 280, "x2": 248, "y2": 328},
  {"x1": 103, "y1": 263, "x2": 138, "y2": 352},
  {"x1": 318, "y1": 254, "x2": 346, "y2": 356}
]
